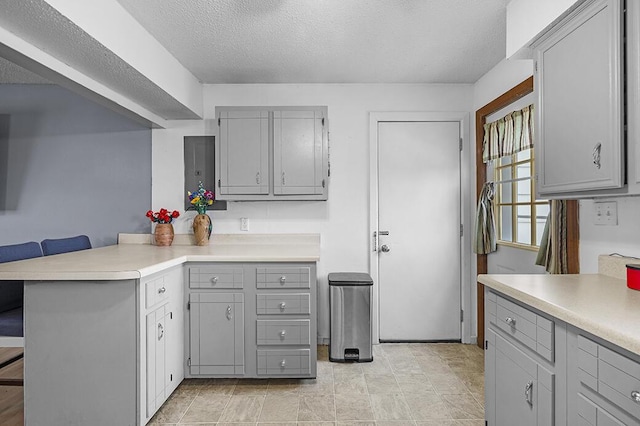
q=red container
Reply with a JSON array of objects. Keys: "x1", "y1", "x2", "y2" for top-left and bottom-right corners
[{"x1": 626, "y1": 264, "x2": 640, "y2": 290}]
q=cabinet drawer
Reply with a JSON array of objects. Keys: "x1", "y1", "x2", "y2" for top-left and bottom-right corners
[
  {"x1": 577, "y1": 334, "x2": 640, "y2": 421},
  {"x1": 577, "y1": 393, "x2": 626, "y2": 426},
  {"x1": 257, "y1": 349, "x2": 310, "y2": 375},
  {"x1": 145, "y1": 276, "x2": 169, "y2": 309},
  {"x1": 189, "y1": 267, "x2": 244, "y2": 289},
  {"x1": 256, "y1": 294, "x2": 310, "y2": 315},
  {"x1": 256, "y1": 319, "x2": 310, "y2": 345},
  {"x1": 257, "y1": 267, "x2": 310, "y2": 289},
  {"x1": 493, "y1": 293, "x2": 554, "y2": 361}
]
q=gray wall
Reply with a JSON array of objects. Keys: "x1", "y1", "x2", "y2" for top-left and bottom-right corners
[{"x1": 0, "y1": 85, "x2": 151, "y2": 247}]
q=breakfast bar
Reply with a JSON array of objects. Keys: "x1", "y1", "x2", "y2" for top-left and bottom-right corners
[{"x1": 0, "y1": 234, "x2": 320, "y2": 426}]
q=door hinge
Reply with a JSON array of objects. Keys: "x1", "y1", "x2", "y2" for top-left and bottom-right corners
[
  {"x1": 459, "y1": 137, "x2": 463, "y2": 151},
  {"x1": 170, "y1": 373, "x2": 173, "y2": 381},
  {"x1": 187, "y1": 358, "x2": 191, "y2": 367},
  {"x1": 187, "y1": 301, "x2": 190, "y2": 310},
  {"x1": 460, "y1": 309, "x2": 464, "y2": 322},
  {"x1": 218, "y1": 117, "x2": 221, "y2": 126},
  {"x1": 170, "y1": 311, "x2": 173, "y2": 319},
  {"x1": 460, "y1": 224, "x2": 463, "y2": 237},
  {"x1": 485, "y1": 340, "x2": 488, "y2": 350},
  {"x1": 218, "y1": 179, "x2": 221, "y2": 188},
  {"x1": 534, "y1": 61, "x2": 538, "y2": 73},
  {"x1": 322, "y1": 179, "x2": 325, "y2": 188}
]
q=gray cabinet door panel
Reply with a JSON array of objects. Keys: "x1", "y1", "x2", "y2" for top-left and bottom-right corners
[{"x1": 189, "y1": 292, "x2": 244, "y2": 375}]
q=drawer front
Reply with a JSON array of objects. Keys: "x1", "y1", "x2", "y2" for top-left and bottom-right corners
[
  {"x1": 577, "y1": 393, "x2": 626, "y2": 426},
  {"x1": 189, "y1": 267, "x2": 244, "y2": 289},
  {"x1": 256, "y1": 293, "x2": 310, "y2": 315},
  {"x1": 145, "y1": 276, "x2": 169, "y2": 309},
  {"x1": 257, "y1": 319, "x2": 310, "y2": 345},
  {"x1": 257, "y1": 267, "x2": 310, "y2": 289},
  {"x1": 493, "y1": 293, "x2": 554, "y2": 361},
  {"x1": 257, "y1": 349, "x2": 311, "y2": 375}
]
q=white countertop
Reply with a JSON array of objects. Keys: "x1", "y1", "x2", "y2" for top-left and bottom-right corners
[
  {"x1": 0, "y1": 234, "x2": 320, "y2": 281},
  {"x1": 478, "y1": 273, "x2": 640, "y2": 356}
]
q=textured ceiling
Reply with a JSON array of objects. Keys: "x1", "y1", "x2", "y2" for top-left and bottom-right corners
[
  {"x1": 116, "y1": 0, "x2": 509, "y2": 84},
  {"x1": 0, "y1": 56, "x2": 51, "y2": 84}
]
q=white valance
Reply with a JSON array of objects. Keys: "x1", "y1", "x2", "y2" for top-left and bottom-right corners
[{"x1": 482, "y1": 104, "x2": 534, "y2": 163}]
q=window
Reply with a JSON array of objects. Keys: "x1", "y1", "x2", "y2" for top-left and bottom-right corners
[{"x1": 493, "y1": 148, "x2": 548, "y2": 249}]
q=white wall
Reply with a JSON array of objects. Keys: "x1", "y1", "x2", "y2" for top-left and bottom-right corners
[{"x1": 152, "y1": 83, "x2": 473, "y2": 342}]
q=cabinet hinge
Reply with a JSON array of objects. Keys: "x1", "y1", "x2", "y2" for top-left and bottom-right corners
[
  {"x1": 534, "y1": 61, "x2": 538, "y2": 73},
  {"x1": 485, "y1": 421, "x2": 488, "y2": 426},
  {"x1": 485, "y1": 340, "x2": 488, "y2": 350},
  {"x1": 170, "y1": 373, "x2": 173, "y2": 381},
  {"x1": 322, "y1": 117, "x2": 325, "y2": 126},
  {"x1": 218, "y1": 117, "x2": 221, "y2": 126},
  {"x1": 187, "y1": 358, "x2": 191, "y2": 367},
  {"x1": 459, "y1": 137, "x2": 463, "y2": 151},
  {"x1": 218, "y1": 179, "x2": 221, "y2": 188},
  {"x1": 322, "y1": 179, "x2": 325, "y2": 188},
  {"x1": 187, "y1": 301, "x2": 190, "y2": 310},
  {"x1": 460, "y1": 309, "x2": 464, "y2": 322},
  {"x1": 460, "y1": 224, "x2": 463, "y2": 237},
  {"x1": 170, "y1": 311, "x2": 173, "y2": 319}
]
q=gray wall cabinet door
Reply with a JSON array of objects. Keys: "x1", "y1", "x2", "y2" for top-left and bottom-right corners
[
  {"x1": 218, "y1": 110, "x2": 269, "y2": 195},
  {"x1": 189, "y1": 292, "x2": 245, "y2": 375},
  {"x1": 534, "y1": 0, "x2": 624, "y2": 197},
  {"x1": 273, "y1": 110, "x2": 325, "y2": 196},
  {"x1": 146, "y1": 304, "x2": 167, "y2": 417}
]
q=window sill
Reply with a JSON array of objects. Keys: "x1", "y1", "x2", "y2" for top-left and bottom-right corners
[{"x1": 496, "y1": 241, "x2": 540, "y2": 253}]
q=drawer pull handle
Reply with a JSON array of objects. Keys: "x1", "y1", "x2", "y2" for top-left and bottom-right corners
[
  {"x1": 279, "y1": 330, "x2": 286, "y2": 338},
  {"x1": 525, "y1": 381, "x2": 533, "y2": 406},
  {"x1": 280, "y1": 359, "x2": 286, "y2": 368},
  {"x1": 226, "y1": 305, "x2": 232, "y2": 321},
  {"x1": 158, "y1": 287, "x2": 166, "y2": 294},
  {"x1": 632, "y1": 391, "x2": 640, "y2": 403},
  {"x1": 211, "y1": 276, "x2": 219, "y2": 284},
  {"x1": 505, "y1": 317, "x2": 516, "y2": 327},
  {"x1": 158, "y1": 323, "x2": 164, "y2": 340},
  {"x1": 280, "y1": 276, "x2": 286, "y2": 284},
  {"x1": 593, "y1": 142, "x2": 602, "y2": 169},
  {"x1": 279, "y1": 302, "x2": 286, "y2": 309}
]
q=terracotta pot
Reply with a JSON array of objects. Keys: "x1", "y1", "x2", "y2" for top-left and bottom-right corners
[
  {"x1": 154, "y1": 223, "x2": 174, "y2": 246},
  {"x1": 193, "y1": 214, "x2": 212, "y2": 246}
]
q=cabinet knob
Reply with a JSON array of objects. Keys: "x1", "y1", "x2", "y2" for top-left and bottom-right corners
[
  {"x1": 158, "y1": 286, "x2": 166, "y2": 294},
  {"x1": 158, "y1": 323, "x2": 164, "y2": 340},
  {"x1": 280, "y1": 276, "x2": 287, "y2": 284},
  {"x1": 279, "y1": 330, "x2": 286, "y2": 338},
  {"x1": 632, "y1": 391, "x2": 640, "y2": 403},
  {"x1": 593, "y1": 142, "x2": 602, "y2": 169},
  {"x1": 505, "y1": 317, "x2": 516, "y2": 327},
  {"x1": 525, "y1": 381, "x2": 533, "y2": 406},
  {"x1": 211, "y1": 276, "x2": 219, "y2": 284},
  {"x1": 280, "y1": 360, "x2": 286, "y2": 368},
  {"x1": 226, "y1": 305, "x2": 232, "y2": 321},
  {"x1": 279, "y1": 302, "x2": 286, "y2": 310}
]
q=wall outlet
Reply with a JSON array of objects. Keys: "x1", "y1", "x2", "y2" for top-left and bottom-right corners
[
  {"x1": 594, "y1": 201, "x2": 618, "y2": 226},
  {"x1": 240, "y1": 217, "x2": 249, "y2": 231}
]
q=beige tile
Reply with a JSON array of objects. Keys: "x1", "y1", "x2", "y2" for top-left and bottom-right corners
[
  {"x1": 197, "y1": 383, "x2": 236, "y2": 396},
  {"x1": 179, "y1": 394, "x2": 230, "y2": 423},
  {"x1": 335, "y1": 394, "x2": 374, "y2": 421},
  {"x1": 457, "y1": 372, "x2": 484, "y2": 395},
  {"x1": 441, "y1": 393, "x2": 484, "y2": 419},
  {"x1": 369, "y1": 393, "x2": 412, "y2": 421},
  {"x1": 148, "y1": 392, "x2": 194, "y2": 424},
  {"x1": 404, "y1": 392, "x2": 451, "y2": 421},
  {"x1": 332, "y1": 362, "x2": 364, "y2": 379},
  {"x1": 395, "y1": 374, "x2": 435, "y2": 394},
  {"x1": 471, "y1": 391, "x2": 484, "y2": 408},
  {"x1": 298, "y1": 395, "x2": 337, "y2": 422},
  {"x1": 334, "y1": 375, "x2": 368, "y2": 395},
  {"x1": 268, "y1": 383, "x2": 303, "y2": 395},
  {"x1": 295, "y1": 423, "x2": 336, "y2": 426},
  {"x1": 336, "y1": 422, "x2": 376, "y2": 426},
  {"x1": 375, "y1": 422, "x2": 417, "y2": 426},
  {"x1": 300, "y1": 380, "x2": 335, "y2": 395},
  {"x1": 360, "y1": 358, "x2": 394, "y2": 375},
  {"x1": 389, "y1": 357, "x2": 423, "y2": 375},
  {"x1": 415, "y1": 421, "x2": 484, "y2": 426},
  {"x1": 428, "y1": 373, "x2": 468, "y2": 394},
  {"x1": 218, "y1": 395, "x2": 265, "y2": 422},
  {"x1": 364, "y1": 374, "x2": 400, "y2": 394},
  {"x1": 234, "y1": 378, "x2": 270, "y2": 395},
  {"x1": 258, "y1": 395, "x2": 300, "y2": 422}
]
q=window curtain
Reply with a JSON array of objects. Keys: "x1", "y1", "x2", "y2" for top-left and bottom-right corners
[
  {"x1": 482, "y1": 104, "x2": 534, "y2": 163},
  {"x1": 473, "y1": 182, "x2": 497, "y2": 254},
  {"x1": 535, "y1": 200, "x2": 569, "y2": 274}
]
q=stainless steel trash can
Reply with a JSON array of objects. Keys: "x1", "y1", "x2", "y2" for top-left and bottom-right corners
[{"x1": 329, "y1": 272, "x2": 373, "y2": 362}]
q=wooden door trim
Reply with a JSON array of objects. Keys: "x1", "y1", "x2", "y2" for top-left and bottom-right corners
[{"x1": 474, "y1": 76, "x2": 579, "y2": 348}]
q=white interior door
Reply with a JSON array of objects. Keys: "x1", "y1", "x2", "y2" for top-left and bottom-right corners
[{"x1": 377, "y1": 121, "x2": 461, "y2": 341}]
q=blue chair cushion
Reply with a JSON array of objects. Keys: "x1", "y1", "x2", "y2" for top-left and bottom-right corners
[
  {"x1": 0, "y1": 241, "x2": 43, "y2": 263},
  {"x1": 41, "y1": 235, "x2": 91, "y2": 256}
]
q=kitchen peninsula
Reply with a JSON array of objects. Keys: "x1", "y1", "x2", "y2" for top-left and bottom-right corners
[
  {"x1": 479, "y1": 266, "x2": 640, "y2": 425},
  {"x1": 0, "y1": 234, "x2": 320, "y2": 426}
]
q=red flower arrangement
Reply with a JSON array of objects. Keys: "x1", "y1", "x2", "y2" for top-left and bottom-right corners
[{"x1": 146, "y1": 208, "x2": 180, "y2": 224}]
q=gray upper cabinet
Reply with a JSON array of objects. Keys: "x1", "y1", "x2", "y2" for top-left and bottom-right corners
[
  {"x1": 215, "y1": 106, "x2": 329, "y2": 201},
  {"x1": 218, "y1": 110, "x2": 270, "y2": 196},
  {"x1": 534, "y1": 0, "x2": 624, "y2": 198}
]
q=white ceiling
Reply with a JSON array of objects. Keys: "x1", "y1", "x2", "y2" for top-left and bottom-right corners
[{"x1": 115, "y1": 0, "x2": 509, "y2": 84}]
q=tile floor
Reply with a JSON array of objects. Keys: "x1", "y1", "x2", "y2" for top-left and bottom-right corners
[{"x1": 149, "y1": 343, "x2": 485, "y2": 425}]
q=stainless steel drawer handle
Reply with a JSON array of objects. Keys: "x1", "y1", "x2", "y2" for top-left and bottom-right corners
[
  {"x1": 525, "y1": 381, "x2": 533, "y2": 406},
  {"x1": 505, "y1": 317, "x2": 516, "y2": 327},
  {"x1": 279, "y1": 330, "x2": 286, "y2": 338},
  {"x1": 226, "y1": 305, "x2": 232, "y2": 321},
  {"x1": 158, "y1": 323, "x2": 164, "y2": 340},
  {"x1": 211, "y1": 276, "x2": 218, "y2": 284},
  {"x1": 280, "y1": 359, "x2": 286, "y2": 368},
  {"x1": 280, "y1": 276, "x2": 286, "y2": 284},
  {"x1": 158, "y1": 286, "x2": 166, "y2": 294},
  {"x1": 279, "y1": 302, "x2": 286, "y2": 309},
  {"x1": 632, "y1": 391, "x2": 640, "y2": 403}
]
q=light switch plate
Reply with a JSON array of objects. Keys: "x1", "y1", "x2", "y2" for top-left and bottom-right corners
[
  {"x1": 240, "y1": 217, "x2": 249, "y2": 231},
  {"x1": 594, "y1": 201, "x2": 618, "y2": 226}
]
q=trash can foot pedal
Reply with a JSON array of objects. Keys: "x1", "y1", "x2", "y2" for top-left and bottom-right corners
[{"x1": 344, "y1": 349, "x2": 359, "y2": 361}]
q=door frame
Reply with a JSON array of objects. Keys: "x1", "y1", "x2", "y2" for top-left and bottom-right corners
[{"x1": 369, "y1": 112, "x2": 471, "y2": 344}]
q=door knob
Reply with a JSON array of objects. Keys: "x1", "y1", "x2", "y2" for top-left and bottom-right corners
[{"x1": 380, "y1": 244, "x2": 390, "y2": 252}]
